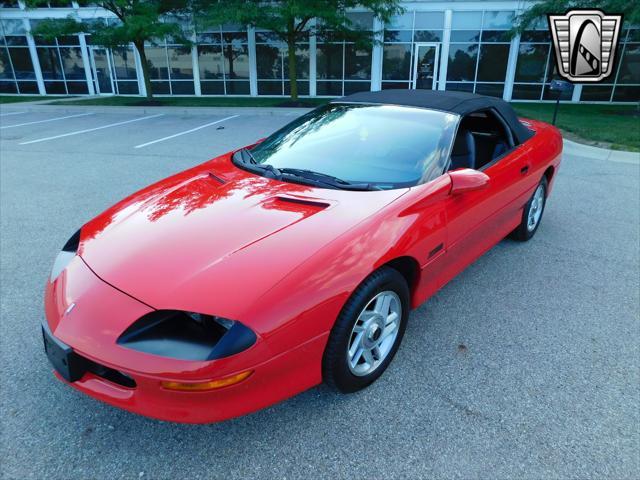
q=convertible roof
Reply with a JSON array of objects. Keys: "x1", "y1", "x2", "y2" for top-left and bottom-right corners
[{"x1": 334, "y1": 89, "x2": 534, "y2": 144}]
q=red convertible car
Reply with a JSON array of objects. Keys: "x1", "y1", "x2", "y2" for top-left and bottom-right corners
[{"x1": 43, "y1": 90, "x2": 562, "y2": 423}]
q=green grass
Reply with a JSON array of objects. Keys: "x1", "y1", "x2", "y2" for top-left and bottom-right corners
[
  {"x1": 0, "y1": 95, "x2": 51, "y2": 104},
  {"x1": 52, "y1": 95, "x2": 333, "y2": 108},
  {"x1": 512, "y1": 102, "x2": 640, "y2": 152}
]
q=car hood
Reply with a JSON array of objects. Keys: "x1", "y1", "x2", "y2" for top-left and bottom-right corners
[{"x1": 79, "y1": 153, "x2": 407, "y2": 319}]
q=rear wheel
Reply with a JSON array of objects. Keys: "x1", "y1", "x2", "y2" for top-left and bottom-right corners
[
  {"x1": 323, "y1": 267, "x2": 409, "y2": 393},
  {"x1": 512, "y1": 176, "x2": 548, "y2": 241}
]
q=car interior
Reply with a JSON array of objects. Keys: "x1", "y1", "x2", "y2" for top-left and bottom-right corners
[{"x1": 448, "y1": 109, "x2": 515, "y2": 172}]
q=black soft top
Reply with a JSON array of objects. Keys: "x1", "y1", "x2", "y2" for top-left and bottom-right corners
[{"x1": 334, "y1": 89, "x2": 534, "y2": 144}]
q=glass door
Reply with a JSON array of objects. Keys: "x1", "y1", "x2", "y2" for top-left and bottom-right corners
[
  {"x1": 90, "y1": 47, "x2": 115, "y2": 95},
  {"x1": 412, "y1": 43, "x2": 440, "y2": 90}
]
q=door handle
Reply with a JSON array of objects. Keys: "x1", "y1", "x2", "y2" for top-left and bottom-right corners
[{"x1": 520, "y1": 165, "x2": 530, "y2": 175}]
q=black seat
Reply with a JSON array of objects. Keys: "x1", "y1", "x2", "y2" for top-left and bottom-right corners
[{"x1": 449, "y1": 129, "x2": 476, "y2": 170}]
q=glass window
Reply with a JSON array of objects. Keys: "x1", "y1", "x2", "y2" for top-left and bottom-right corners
[
  {"x1": 317, "y1": 43, "x2": 343, "y2": 80},
  {"x1": 452, "y1": 11, "x2": 482, "y2": 30},
  {"x1": 112, "y1": 47, "x2": 137, "y2": 80},
  {"x1": 481, "y1": 30, "x2": 511, "y2": 42},
  {"x1": 450, "y1": 31, "x2": 480, "y2": 42},
  {"x1": 256, "y1": 36, "x2": 307, "y2": 95},
  {"x1": 475, "y1": 82, "x2": 504, "y2": 98},
  {"x1": 243, "y1": 104, "x2": 458, "y2": 188},
  {"x1": 387, "y1": 13, "x2": 413, "y2": 30},
  {"x1": 59, "y1": 47, "x2": 84, "y2": 80},
  {"x1": 198, "y1": 45, "x2": 224, "y2": 79},
  {"x1": 316, "y1": 80, "x2": 342, "y2": 96},
  {"x1": 447, "y1": 44, "x2": 478, "y2": 82},
  {"x1": 515, "y1": 44, "x2": 550, "y2": 82},
  {"x1": 413, "y1": 30, "x2": 442, "y2": 42},
  {"x1": 5, "y1": 36, "x2": 28, "y2": 46},
  {"x1": 0, "y1": 80, "x2": 18, "y2": 93},
  {"x1": 343, "y1": 81, "x2": 370, "y2": 95},
  {"x1": 384, "y1": 30, "x2": 412, "y2": 43},
  {"x1": 580, "y1": 85, "x2": 614, "y2": 101},
  {"x1": 0, "y1": 47, "x2": 13, "y2": 80},
  {"x1": 617, "y1": 44, "x2": 640, "y2": 84},
  {"x1": 520, "y1": 30, "x2": 551, "y2": 43},
  {"x1": 200, "y1": 81, "x2": 224, "y2": 95},
  {"x1": 256, "y1": 43, "x2": 282, "y2": 79},
  {"x1": 414, "y1": 12, "x2": 444, "y2": 30},
  {"x1": 1, "y1": 19, "x2": 26, "y2": 36},
  {"x1": 225, "y1": 80, "x2": 249, "y2": 95},
  {"x1": 382, "y1": 44, "x2": 411, "y2": 80},
  {"x1": 150, "y1": 80, "x2": 170, "y2": 94},
  {"x1": 170, "y1": 80, "x2": 194, "y2": 95},
  {"x1": 145, "y1": 47, "x2": 169, "y2": 80},
  {"x1": 66, "y1": 81, "x2": 89, "y2": 94},
  {"x1": 167, "y1": 46, "x2": 193, "y2": 79},
  {"x1": 446, "y1": 82, "x2": 474, "y2": 92},
  {"x1": 284, "y1": 80, "x2": 309, "y2": 96},
  {"x1": 344, "y1": 44, "x2": 371, "y2": 80},
  {"x1": 476, "y1": 44, "x2": 509, "y2": 82},
  {"x1": 116, "y1": 81, "x2": 138, "y2": 95},
  {"x1": 37, "y1": 47, "x2": 64, "y2": 79},
  {"x1": 382, "y1": 81, "x2": 411, "y2": 90},
  {"x1": 346, "y1": 12, "x2": 373, "y2": 30},
  {"x1": 17, "y1": 81, "x2": 39, "y2": 94},
  {"x1": 512, "y1": 84, "x2": 543, "y2": 100},
  {"x1": 612, "y1": 86, "x2": 639, "y2": 101},
  {"x1": 482, "y1": 11, "x2": 514, "y2": 30},
  {"x1": 223, "y1": 40, "x2": 249, "y2": 79},
  {"x1": 44, "y1": 81, "x2": 66, "y2": 94}
]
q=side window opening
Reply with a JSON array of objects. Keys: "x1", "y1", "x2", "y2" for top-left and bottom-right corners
[{"x1": 449, "y1": 109, "x2": 514, "y2": 172}]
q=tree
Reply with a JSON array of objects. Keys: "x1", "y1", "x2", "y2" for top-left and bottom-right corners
[
  {"x1": 513, "y1": 0, "x2": 640, "y2": 32},
  {"x1": 27, "y1": 0, "x2": 190, "y2": 99},
  {"x1": 194, "y1": 0, "x2": 403, "y2": 100}
]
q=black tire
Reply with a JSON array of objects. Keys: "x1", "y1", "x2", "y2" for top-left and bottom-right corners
[
  {"x1": 511, "y1": 176, "x2": 548, "y2": 242},
  {"x1": 322, "y1": 266, "x2": 410, "y2": 393}
]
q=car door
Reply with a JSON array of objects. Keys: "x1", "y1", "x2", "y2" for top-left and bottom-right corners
[{"x1": 444, "y1": 111, "x2": 533, "y2": 277}]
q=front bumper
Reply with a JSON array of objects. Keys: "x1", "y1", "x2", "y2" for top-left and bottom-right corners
[{"x1": 44, "y1": 256, "x2": 326, "y2": 423}]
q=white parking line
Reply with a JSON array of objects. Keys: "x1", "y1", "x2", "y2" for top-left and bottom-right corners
[
  {"x1": 1, "y1": 112, "x2": 94, "y2": 130},
  {"x1": 134, "y1": 115, "x2": 239, "y2": 149},
  {"x1": 0, "y1": 111, "x2": 28, "y2": 117},
  {"x1": 19, "y1": 114, "x2": 165, "y2": 145}
]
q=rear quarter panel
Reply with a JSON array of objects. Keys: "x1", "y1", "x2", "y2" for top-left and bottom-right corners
[{"x1": 520, "y1": 118, "x2": 563, "y2": 194}]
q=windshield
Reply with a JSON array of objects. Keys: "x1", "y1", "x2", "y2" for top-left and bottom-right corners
[{"x1": 235, "y1": 103, "x2": 458, "y2": 190}]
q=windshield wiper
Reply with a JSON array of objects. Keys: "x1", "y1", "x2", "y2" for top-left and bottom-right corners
[
  {"x1": 277, "y1": 168, "x2": 381, "y2": 191},
  {"x1": 240, "y1": 149, "x2": 282, "y2": 179},
  {"x1": 238, "y1": 150, "x2": 378, "y2": 191}
]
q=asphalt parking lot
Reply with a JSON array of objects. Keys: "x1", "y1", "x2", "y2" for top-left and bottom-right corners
[{"x1": 1, "y1": 105, "x2": 638, "y2": 479}]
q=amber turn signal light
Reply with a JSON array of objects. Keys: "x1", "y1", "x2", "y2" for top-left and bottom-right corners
[{"x1": 161, "y1": 370, "x2": 253, "y2": 391}]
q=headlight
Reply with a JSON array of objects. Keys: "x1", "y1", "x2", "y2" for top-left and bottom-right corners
[
  {"x1": 50, "y1": 229, "x2": 81, "y2": 281},
  {"x1": 116, "y1": 310, "x2": 257, "y2": 361}
]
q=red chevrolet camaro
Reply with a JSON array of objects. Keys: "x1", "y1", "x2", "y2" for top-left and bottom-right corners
[{"x1": 42, "y1": 90, "x2": 562, "y2": 423}]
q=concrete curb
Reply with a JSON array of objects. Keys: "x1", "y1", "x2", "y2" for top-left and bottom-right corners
[
  {"x1": 0, "y1": 102, "x2": 312, "y2": 117},
  {"x1": 563, "y1": 138, "x2": 639, "y2": 164}
]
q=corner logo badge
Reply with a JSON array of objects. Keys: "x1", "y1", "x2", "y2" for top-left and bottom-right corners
[{"x1": 548, "y1": 9, "x2": 623, "y2": 82}]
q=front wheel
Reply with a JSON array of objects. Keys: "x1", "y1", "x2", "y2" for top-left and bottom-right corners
[
  {"x1": 511, "y1": 176, "x2": 548, "y2": 241},
  {"x1": 322, "y1": 267, "x2": 410, "y2": 393}
]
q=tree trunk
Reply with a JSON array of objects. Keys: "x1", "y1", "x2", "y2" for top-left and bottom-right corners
[
  {"x1": 286, "y1": 25, "x2": 298, "y2": 100},
  {"x1": 134, "y1": 40, "x2": 154, "y2": 99}
]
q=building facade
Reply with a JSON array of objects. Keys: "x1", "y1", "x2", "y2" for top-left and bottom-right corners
[{"x1": 1, "y1": 1, "x2": 638, "y2": 102}]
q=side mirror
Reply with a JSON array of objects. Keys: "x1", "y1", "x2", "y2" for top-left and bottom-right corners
[{"x1": 448, "y1": 168, "x2": 490, "y2": 195}]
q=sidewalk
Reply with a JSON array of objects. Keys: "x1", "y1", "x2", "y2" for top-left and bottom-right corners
[{"x1": 563, "y1": 138, "x2": 640, "y2": 164}]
